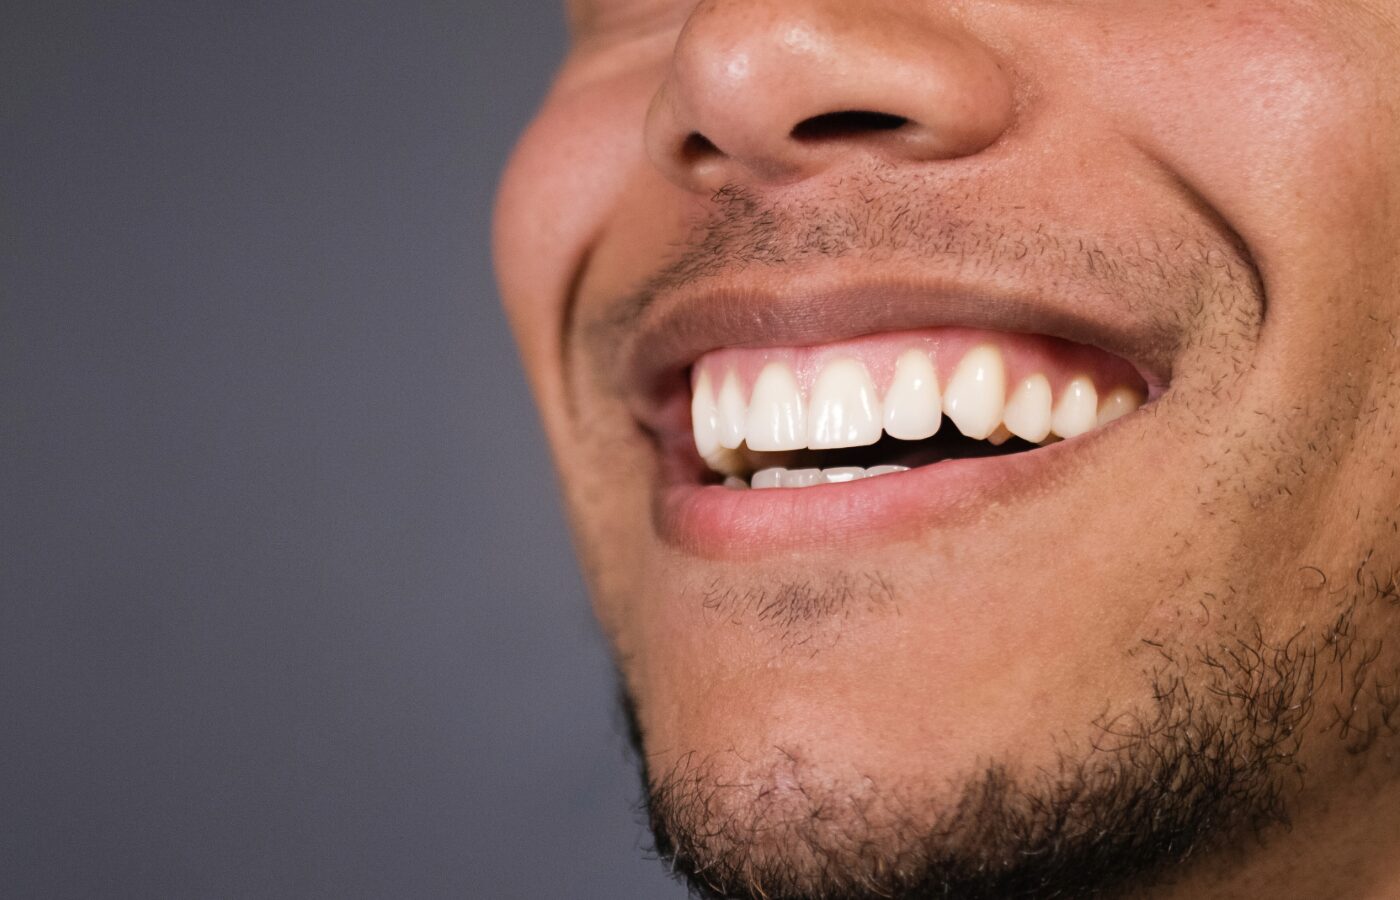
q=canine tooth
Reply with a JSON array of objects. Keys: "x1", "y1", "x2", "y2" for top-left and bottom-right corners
[
  {"x1": 745, "y1": 362, "x2": 807, "y2": 451},
  {"x1": 883, "y1": 349, "x2": 941, "y2": 441},
  {"x1": 1002, "y1": 374, "x2": 1053, "y2": 443},
  {"x1": 691, "y1": 369, "x2": 722, "y2": 458},
  {"x1": 1097, "y1": 386, "x2": 1143, "y2": 426},
  {"x1": 781, "y1": 468, "x2": 823, "y2": 488},
  {"x1": 867, "y1": 465, "x2": 910, "y2": 478},
  {"x1": 716, "y1": 369, "x2": 747, "y2": 449},
  {"x1": 943, "y1": 345, "x2": 1006, "y2": 440},
  {"x1": 821, "y1": 466, "x2": 867, "y2": 484},
  {"x1": 1051, "y1": 376, "x2": 1098, "y2": 438},
  {"x1": 808, "y1": 359, "x2": 882, "y2": 449},
  {"x1": 752, "y1": 467, "x2": 784, "y2": 490}
]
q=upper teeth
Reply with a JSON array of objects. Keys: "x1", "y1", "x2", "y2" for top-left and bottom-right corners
[{"x1": 691, "y1": 343, "x2": 1144, "y2": 462}]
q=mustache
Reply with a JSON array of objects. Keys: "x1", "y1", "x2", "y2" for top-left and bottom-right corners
[{"x1": 589, "y1": 166, "x2": 1260, "y2": 349}]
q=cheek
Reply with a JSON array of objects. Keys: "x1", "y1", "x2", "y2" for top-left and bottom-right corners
[
  {"x1": 1089, "y1": 5, "x2": 1400, "y2": 448},
  {"x1": 492, "y1": 71, "x2": 656, "y2": 389},
  {"x1": 1096, "y1": 5, "x2": 1398, "y2": 284}
]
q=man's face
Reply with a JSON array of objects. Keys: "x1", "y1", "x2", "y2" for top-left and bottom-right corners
[{"x1": 495, "y1": 1, "x2": 1400, "y2": 896}]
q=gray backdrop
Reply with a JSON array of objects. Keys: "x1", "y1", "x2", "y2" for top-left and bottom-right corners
[{"x1": 2, "y1": 3, "x2": 689, "y2": 897}]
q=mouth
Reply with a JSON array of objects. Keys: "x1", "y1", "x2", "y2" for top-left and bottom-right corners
[
  {"x1": 611, "y1": 278, "x2": 1175, "y2": 556},
  {"x1": 691, "y1": 327, "x2": 1148, "y2": 489}
]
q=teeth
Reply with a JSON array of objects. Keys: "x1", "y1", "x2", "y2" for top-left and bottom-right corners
[
  {"x1": 1002, "y1": 374, "x2": 1053, "y2": 443},
  {"x1": 691, "y1": 345, "x2": 1148, "y2": 480},
  {"x1": 752, "y1": 467, "x2": 784, "y2": 489},
  {"x1": 691, "y1": 370, "x2": 722, "y2": 458},
  {"x1": 1051, "y1": 375, "x2": 1098, "y2": 438},
  {"x1": 745, "y1": 362, "x2": 807, "y2": 451},
  {"x1": 807, "y1": 358, "x2": 883, "y2": 449},
  {"x1": 780, "y1": 468, "x2": 823, "y2": 488},
  {"x1": 750, "y1": 464, "x2": 910, "y2": 489},
  {"x1": 942, "y1": 345, "x2": 1006, "y2": 440},
  {"x1": 716, "y1": 369, "x2": 748, "y2": 450},
  {"x1": 1097, "y1": 386, "x2": 1144, "y2": 426},
  {"x1": 883, "y1": 349, "x2": 941, "y2": 440},
  {"x1": 705, "y1": 447, "x2": 745, "y2": 477}
]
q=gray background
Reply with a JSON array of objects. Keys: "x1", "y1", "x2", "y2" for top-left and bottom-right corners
[{"x1": 3, "y1": 3, "x2": 688, "y2": 897}]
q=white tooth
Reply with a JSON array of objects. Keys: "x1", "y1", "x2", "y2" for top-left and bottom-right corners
[
  {"x1": 821, "y1": 466, "x2": 867, "y2": 484},
  {"x1": 780, "y1": 468, "x2": 823, "y2": 488},
  {"x1": 691, "y1": 369, "x2": 722, "y2": 458},
  {"x1": 867, "y1": 465, "x2": 910, "y2": 478},
  {"x1": 716, "y1": 369, "x2": 747, "y2": 449},
  {"x1": 807, "y1": 359, "x2": 882, "y2": 449},
  {"x1": 1002, "y1": 374, "x2": 1053, "y2": 443},
  {"x1": 882, "y1": 349, "x2": 941, "y2": 441},
  {"x1": 943, "y1": 345, "x2": 1006, "y2": 440},
  {"x1": 1051, "y1": 376, "x2": 1099, "y2": 438},
  {"x1": 744, "y1": 362, "x2": 807, "y2": 451},
  {"x1": 752, "y1": 467, "x2": 784, "y2": 490},
  {"x1": 1097, "y1": 386, "x2": 1144, "y2": 426},
  {"x1": 723, "y1": 476, "x2": 749, "y2": 490}
]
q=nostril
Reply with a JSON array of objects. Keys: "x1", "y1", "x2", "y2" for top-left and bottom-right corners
[
  {"x1": 790, "y1": 111, "x2": 909, "y2": 142},
  {"x1": 681, "y1": 132, "x2": 722, "y2": 163}
]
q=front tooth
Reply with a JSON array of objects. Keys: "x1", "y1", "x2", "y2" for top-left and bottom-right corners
[
  {"x1": 716, "y1": 369, "x2": 748, "y2": 449},
  {"x1": 883, "y1": 349, "x2": 941, "y2": 441},
  {"x1": 745, "y1": 362, "x2": 807, "y2": 451},
  {"x1": 691, "y1": 369, "x2": 722, "y2": 458},
  {"x1": 1002, "y1": 374, "x2": 1052, "y2": 443},
  {"x1": 807, "y1": 359, "x2": 882, "y2": 449},
  {"x1": 1051, "y1": 376, "x2": 1098, "y2": 438},
  {"x1": 867, "y1": 465, "x2": 910, "y2": 478},
  {"x1": 821, "y1": 466, "x2": 867, "y2": 484},
  {"x1": 1097, "y1": 386, "x2": 1143, "y2": 426},
  {"x1": 943, "y1": 345, "x2": 1006, "y2": 440}
]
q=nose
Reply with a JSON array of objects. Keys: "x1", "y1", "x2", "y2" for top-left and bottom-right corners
[{"x1": 645, "y1": 0, "x2": 1015, "y2": 193}]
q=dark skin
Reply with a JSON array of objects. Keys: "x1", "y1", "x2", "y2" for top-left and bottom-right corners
[{"x1": 494, "y1": 1, "x2": 1400, "y2": 896}]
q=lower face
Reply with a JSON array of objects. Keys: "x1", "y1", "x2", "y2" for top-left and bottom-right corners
[{"x1": 496, "y1": 2, "x2": 1400, "y2": 896}]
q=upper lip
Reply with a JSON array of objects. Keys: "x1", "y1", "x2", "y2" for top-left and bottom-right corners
[{"x1": 611, "y1": 266, "x2": 1183, "y2": 434}]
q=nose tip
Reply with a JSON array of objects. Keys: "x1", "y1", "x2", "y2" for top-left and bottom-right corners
[{"x1": 645, "y1": 1, "x2": 1015, "y2": 192}]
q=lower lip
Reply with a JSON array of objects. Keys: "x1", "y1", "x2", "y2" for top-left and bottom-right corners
[{"x1": 653, "y1": 435, "x2": 1085, "y2": 559}]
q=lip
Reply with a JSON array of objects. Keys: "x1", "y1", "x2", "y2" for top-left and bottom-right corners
[
  {"x1": 613, "y1": 267, "x2": 1182, "y2": 434},
  {"x1": 594, "y1": 264, "x2": 1183, "y2": 558},
  {"x1": 652, "y1": 415, "x2": 1136, "y2": 559}
]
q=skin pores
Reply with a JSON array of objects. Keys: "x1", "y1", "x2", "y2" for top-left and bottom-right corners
[{"x1": 495, "y1": 1, "x2": 1400, "y2": 896}]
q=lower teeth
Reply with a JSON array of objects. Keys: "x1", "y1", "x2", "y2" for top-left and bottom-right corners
[{"x1": 726, "y1": 465, "x2": 911, "y2": 491}]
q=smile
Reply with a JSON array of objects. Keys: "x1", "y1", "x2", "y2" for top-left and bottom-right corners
[
  {"x1": 616, "y1": 276, "x2": 1177, "y2": 555},
  {"x1": 690, "y1": 327, "x2": 1148, "y2": 489}
]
